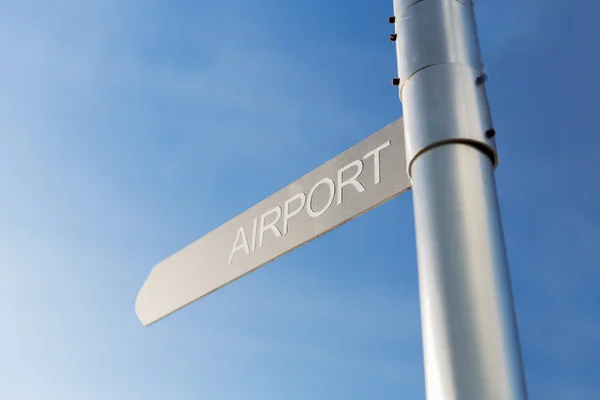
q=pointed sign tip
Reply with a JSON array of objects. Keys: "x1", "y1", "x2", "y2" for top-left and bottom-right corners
[
  {"x1": 135, "y1": 281, "x2": 153, "y2": 327},
  {"x1": 135, "y1": 276, "x2": 176, "y2": 327}
]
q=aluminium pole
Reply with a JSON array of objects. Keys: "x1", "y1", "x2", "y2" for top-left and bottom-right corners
[{"x1": 390, "y1": 1, "x2": 528, "y2": 399}]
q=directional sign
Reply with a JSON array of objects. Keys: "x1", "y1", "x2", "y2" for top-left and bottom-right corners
[{"x1": 136, "y1": 118, "x2": 411, "y2": 326}]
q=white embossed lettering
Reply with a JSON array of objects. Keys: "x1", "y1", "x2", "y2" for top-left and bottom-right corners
[
  {"x1": 228, "y1": 226, "x2": 250, "y2": 264},
  {"x1": 363, "y1": 140, "x2": 391, "y2": 185},
  {"x1": 337, "y1": 160, "x2": 365, "y2": 205},
  {"x1": 258, "y1": 207, "x2": 282, "y2": 247},
  {"x1": 307, "y1": 178, "x2": 335, "y2": 218},
  {"x1": 250, "y1": 217, "x2": 258, "y2": 251},
  {"x1": 283, "y1": 193, "x2": 306, "y2": 234}
]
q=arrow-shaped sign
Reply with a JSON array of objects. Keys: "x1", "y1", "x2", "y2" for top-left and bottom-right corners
[{"x1": 136, "y1": 118, "x2": 411, "y2": 326}]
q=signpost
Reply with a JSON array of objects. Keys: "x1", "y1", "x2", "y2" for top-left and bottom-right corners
[
  {"x1": 391, "y1": 0, "x2": 528, "y2": 398},
  {"x1": 136, "y1": 1, "x2": 528, "y2": 398},
  {"x1": 136, "y1": 119, "x2": 411, "y2": 326}
]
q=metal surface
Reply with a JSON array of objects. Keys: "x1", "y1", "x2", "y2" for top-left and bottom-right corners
[
  {"x1": 393, "y1": 0, "x2": 496, "y2": 176},
  {"x1": 136, "y1": 119, "x2": 411, "y2": 326},
  {"x1": 412, "y1": 146, "x2": 527, "y2": 399},
  {"x1": 401, "y1": 63, "x2": 496, "y2": 174},
  {"x1": 392, "y1": 0, "x2": 528, "y2": 398},
  {"x1": 393, "y1": 0, "x2": 482, "y2": 85}
]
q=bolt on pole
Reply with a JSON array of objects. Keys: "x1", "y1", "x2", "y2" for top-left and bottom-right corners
[{"x1": 390, "y1": 1, "x2": 528, "y2": 399}]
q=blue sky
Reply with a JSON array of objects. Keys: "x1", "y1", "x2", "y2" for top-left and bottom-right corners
[{"x1": 1, "y1": 0, "x2": 599, "y2": 399}]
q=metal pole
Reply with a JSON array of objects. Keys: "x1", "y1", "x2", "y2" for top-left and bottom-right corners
[{"x1": 390, "y1": 0, "x2": 528, "y2": 398}]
